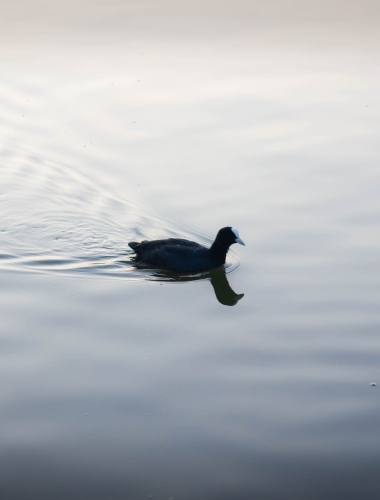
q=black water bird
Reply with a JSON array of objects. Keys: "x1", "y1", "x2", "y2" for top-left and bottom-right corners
[{"x1": 128, "y1": 227, "x2": 245, "y2": 273}]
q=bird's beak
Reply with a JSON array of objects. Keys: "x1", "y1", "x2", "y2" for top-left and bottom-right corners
[{"x1": 235, "y1": 236, "x2": 245, "y2": 246}]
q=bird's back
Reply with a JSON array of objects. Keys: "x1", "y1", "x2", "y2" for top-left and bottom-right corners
[{"x1": 128, "y1": 238, "x2": 215, "y2": 272}]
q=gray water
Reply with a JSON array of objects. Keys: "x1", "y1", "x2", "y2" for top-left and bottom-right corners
[{"x1": 1, "y1": 1, "x2": 380, "y2": 499}]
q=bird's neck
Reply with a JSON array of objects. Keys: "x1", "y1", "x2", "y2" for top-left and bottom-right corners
[{"x1": 208, "y1": 240, "x2": 229, "y2": 262}]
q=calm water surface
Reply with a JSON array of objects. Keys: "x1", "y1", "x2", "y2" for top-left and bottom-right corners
[{"x1": 1, "y1": 1, "x2": 380, "y2": 499}]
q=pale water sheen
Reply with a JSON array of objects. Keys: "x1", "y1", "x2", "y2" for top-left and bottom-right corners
[{"x1": 1, "y1": 1, "x2": 380, "y2": 499}]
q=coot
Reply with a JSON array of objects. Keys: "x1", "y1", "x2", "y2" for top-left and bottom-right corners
[{"x1": 128, "y1": 226, "x2": 245, "y2": 273}]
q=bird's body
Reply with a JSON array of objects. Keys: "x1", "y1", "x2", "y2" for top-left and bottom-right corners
[{"x1": 128, "y1": 227, "x2": 245, "y2": 273}]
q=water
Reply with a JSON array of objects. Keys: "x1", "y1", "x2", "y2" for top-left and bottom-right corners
[{"x1": 1, "y1": 1, "x2": 380, "y2": 499}]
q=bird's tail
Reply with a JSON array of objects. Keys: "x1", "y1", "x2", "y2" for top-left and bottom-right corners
[{"x1": 128, "y1": 242, "x2": 140, "y2": 251}]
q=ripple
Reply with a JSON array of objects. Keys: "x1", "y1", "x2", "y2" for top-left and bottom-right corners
[{"x1": 1, "y1": 151, "x2": 242, "y2": 282}]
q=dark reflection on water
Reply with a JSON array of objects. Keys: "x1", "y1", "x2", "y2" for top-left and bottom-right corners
[
  {"x1": 132, "y1": 262, "x2": 244, "y2": 306},
  {"x1": 1, "y1": 448, "x2": 378, "y2": 500},
  {"x1": 209, "y1": 268, "x2": 244, "y2": 306}
]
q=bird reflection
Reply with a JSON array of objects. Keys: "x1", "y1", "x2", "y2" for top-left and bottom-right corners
[
  {"x1": 208, "y1": 268, "x2": 244, "y2": 306},
  {"x1": 133, "y1": 262, "x2": 244, "y2": 306}
]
